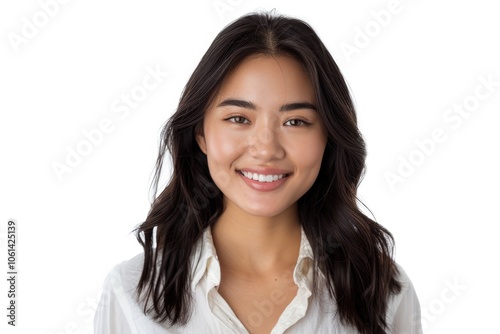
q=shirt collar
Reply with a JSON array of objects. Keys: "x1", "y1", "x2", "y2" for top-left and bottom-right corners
[
  {"x1": 190, "y1": 225, "x2": 316, "y2": 293},
  {"x1": 190, "y1": 225, "x2": 220, "y2": 292}
]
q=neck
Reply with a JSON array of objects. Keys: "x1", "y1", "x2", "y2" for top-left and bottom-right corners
[{"x1": 211, "y1": 200, "x2": 301, "y2": 280}]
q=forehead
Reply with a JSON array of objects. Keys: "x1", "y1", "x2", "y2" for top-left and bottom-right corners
[{"x1": 214, "y1": 54, "x2": 316, "y2": 105}]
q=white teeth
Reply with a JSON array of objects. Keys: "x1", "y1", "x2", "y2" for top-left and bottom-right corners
[{"x1": 240, "y1": 171, "x2": 286, "y2": 183}]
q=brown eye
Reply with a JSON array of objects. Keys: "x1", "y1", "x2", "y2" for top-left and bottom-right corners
[
  {"x1": 284, "y1": 119, "x2": 309, "y2": 126},
  {"x1": 226, "y1": 116, "x2": 250, "y2": 124}
]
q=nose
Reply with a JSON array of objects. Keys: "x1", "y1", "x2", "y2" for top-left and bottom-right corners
[{"x1": 247, "y1": 120, "x2": 285, "y2": 161}]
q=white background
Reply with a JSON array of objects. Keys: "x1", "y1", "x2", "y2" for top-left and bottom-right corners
[{"x1": 1, "y1": 0, "x2": 499, "y2": 333}]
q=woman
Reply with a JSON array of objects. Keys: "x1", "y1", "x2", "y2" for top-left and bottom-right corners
[{"x1": 95, "y1": 12, "x2": 422, "y2": 334}]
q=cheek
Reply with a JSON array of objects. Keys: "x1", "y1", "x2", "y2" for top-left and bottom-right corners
[
  {"x1": 205, "y1": 131, "x2": 243, "y2": 186},
  {"x1": 206, "y1": 131, "x2": 240, "y2": 163},
  {"x1": 289, "y1": 134, "x2": 327, "y2": 170}
]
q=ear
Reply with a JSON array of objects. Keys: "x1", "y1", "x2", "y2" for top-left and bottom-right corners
[{"x1": 196, "y1": 131, "x2": 207, "y2": 155}]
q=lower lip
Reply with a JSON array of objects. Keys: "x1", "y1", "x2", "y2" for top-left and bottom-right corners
[{"x1": 238, "y1": 171, "x2": 289, "y2": 192}]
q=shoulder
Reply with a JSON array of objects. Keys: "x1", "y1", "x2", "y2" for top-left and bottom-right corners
[
  {"x1": 95, "y1": 253, "x2": 160, "y2": 334},
  {"x1": 389, "y1": 263, "x2": 420, "y2": 315},
  {"x1": 103, "y1": 253, "x2": 145, "y2": 296},
  {"x1": 386, "y1": 263, "x2": 423, "y2": 333},
  {"x1": 110, "y1": 253, "x2": 145, "y2": 286},
  {"x1": 394, "y1": 263, "x2": 415, "y2": 294},
  {"x1": 98, "y1": 252, "x2": 145, "y2": 305}
]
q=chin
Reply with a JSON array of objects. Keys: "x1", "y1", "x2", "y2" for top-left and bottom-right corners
[{"x1": 238, "y1": 202, "x2": 292, "y2": 218}]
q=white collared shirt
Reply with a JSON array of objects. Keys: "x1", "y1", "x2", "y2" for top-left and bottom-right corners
[{"x1": 94, "y1": 227, "x2": 422, "y2": 333}]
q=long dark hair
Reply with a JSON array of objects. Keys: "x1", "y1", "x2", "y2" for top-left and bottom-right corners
[{"x1": 135, "y1": 11, "x2": 401, "y2": 334}]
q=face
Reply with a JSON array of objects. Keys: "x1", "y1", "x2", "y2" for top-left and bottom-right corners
[{"x1": 196, "y1": 55, "x2": 327, "y2": 218}]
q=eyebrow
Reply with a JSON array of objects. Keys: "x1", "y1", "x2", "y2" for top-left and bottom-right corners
[{"x1": 217, "y1": 98, "x2": 317, "y2": 112}]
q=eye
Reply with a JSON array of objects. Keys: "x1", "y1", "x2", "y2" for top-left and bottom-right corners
[
  {"x1": 225, "y1": 116, "x2": 250, "y2": 124},
  {"x1": 284, "y1": 119, "x2": 309, "y2": 127}
]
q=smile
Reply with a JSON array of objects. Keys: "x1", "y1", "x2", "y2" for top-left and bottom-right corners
[{"x1": 239, "y1": 170, "x2": 288, "y2": 183}]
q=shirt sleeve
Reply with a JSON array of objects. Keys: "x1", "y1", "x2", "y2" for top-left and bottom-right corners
[
  {"x1": 387, "y1": 265, "x2": 423, "y2": 334},
  {"x1": 94, "y1": 267, "x2": 138, "y2": 334}
]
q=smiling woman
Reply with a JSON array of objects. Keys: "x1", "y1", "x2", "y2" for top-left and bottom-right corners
[{"x1": 94, "y1": 11, "x2": 422, "y2": 334}]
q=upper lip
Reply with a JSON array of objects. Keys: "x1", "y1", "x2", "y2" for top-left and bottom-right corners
[{"x1": 237, "y1": 167, "x2": 292, "y2": 175}]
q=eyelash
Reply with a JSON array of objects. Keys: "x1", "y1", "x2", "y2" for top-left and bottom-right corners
[
  {"x1": 224, "y1": 116, "x2": 311, "y2": 127},
  {"x1": 225, "y1": 116, "x2": 250, "y2": 124},
  {"x1": 285, "y1": 119, "x2": 309, "y2": 127}
]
